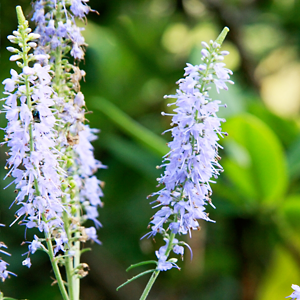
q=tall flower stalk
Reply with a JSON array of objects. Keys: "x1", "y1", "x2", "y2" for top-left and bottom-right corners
[
  {"x1": 31, "y1": 1, "x2": 105, "y2": 298},
  {"x1": 1, "y1": 3, "x2": 103, "y2": 300},
  {"x1": 117, "y1": 27, "x2": 233, "y2": 300}
]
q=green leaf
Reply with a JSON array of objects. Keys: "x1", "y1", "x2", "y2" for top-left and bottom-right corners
[
  {"x1": 248, "y1": 102, "x2": 298, "y2": 149},
  {"x1": 126, "y1": 260, "x2": 158, "y2": 272},
  {"x1": 281, "y1": 194, "x2": 300, "y2": 231},
  {"x1": 222, "y1": 113, "x2": 288, "y2": 207},
  {"x1": 287, "y1": 134, "x2": 300, "y2": 180},
  {"x1": 116, "y1": 269, "x2": 156, "y2": 291}
]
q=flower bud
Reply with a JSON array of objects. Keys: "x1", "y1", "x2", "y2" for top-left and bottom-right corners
[{"x1": 6, "y1": 47, "x2": 19, "y2": 53}]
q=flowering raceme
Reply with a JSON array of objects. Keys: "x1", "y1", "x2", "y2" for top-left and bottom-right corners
[
  {"x1": 117, "y1": 27, "x2": 233, "y2": 300},
  {"x1": 1, "y1": 3, "x2": 104, "y2": 299},
  {"x1": 146, "y1": 28, "x2": 233, "y2": 272},
  {"x1": 31, "y1": 0, "x2": 105, "y2": 239},
  {"x1": 2, "y1": 13, "x2": 65, "y2": 267}
]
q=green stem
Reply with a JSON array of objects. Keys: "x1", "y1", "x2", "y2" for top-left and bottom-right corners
[
  {"x1": 72, "y1": 207, "x2": 81, "y2": 300},
  {"x1": 139, "y1": 232, "x2": 176, "y2": 300},
  {"x1": 139, "y1": 269, "x2": 160, "y2": 300},
  {"x1": 45, "y1": 223, "x2": 70, "y2": 300},
  {"x1": 52, "y1": 4, "x2": 81, "y2": 299},
  {"x1": 62, "y1": 202, "x2": 75, "y2": 300}
]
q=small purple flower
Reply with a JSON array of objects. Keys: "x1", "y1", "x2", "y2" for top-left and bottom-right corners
[
  {"x1": 287, "y1": 285, "x2": 300, "y2": 300},
  {"x1": 155, "y1": 239, "x2": 180, "y2": 271},
  {"x1": 28, "y1": 235, "x2": 42, "y2": 254},
  {"x1": 0, "y1": 261, "x2": 10, "y2": 282},
  {"x1": 70, "y1": 0, "x2": 90, "y2": 18},
  {"x1": 2, "y1": 69, "x2": 19, "y2": 92},
  {"x1": 22, "y1": 257, "x2": 31, "y2": 268},
  {"x1": 0, "y1": 232, "x2": 15, "y2": 281},
  {"x1": 85, "y1": 227, "x2": 101, "y2": 244}
]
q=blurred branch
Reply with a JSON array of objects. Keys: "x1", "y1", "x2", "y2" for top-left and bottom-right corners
[
  {"x1": 91, "y1": 96, "x2": 169, "y2": 157},
  {"x1": 201, "y1": 0, "x2": 261, "y2": 91}
]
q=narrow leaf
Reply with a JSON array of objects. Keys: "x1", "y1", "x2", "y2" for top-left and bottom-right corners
[
  {"x1": 116, "y1": 269, "x2": 155, "y2": 291},
  {"x1": 126, "y1": 260, "x2": 158, "y2": 272}
]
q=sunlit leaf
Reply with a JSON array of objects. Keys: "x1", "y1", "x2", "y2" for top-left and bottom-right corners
[
  {"x1": 287, "y1": 135, "x2": 300, "y2": 180},
  {"x1": 222, "y1": 113, "x2": 288, "y2": 207},
  {"x1": 256, "y1": 245, "x2": 300, "y2": 300}
]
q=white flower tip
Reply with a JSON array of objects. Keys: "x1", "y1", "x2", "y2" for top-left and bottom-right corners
[
  {"x1": 6, "y1": 47, "x2": 18, "y2": 53},
  {"x1": 201, "y1": 41, "x2": 209, "y2": 49},
  {"x1": 9, "y1": 55, "x2": 21, "y2": 61},
  {"x1": 213, "y1": 42, "x2": 220, "y2": 48},
  {"x1": 7, "y1": 35, "x2": 17, "y2": 43},
  {"x1": 28, "y1": 42, "x2": 37, "y2": 49},
  {"x1": 28, "y1": 33, "x2": 40, "y2": 40},
  {"x1": 201, "y1": 49, "x2": 209, "y2": 57},
  {"x1": 35, "y1": 54, "x2": 50, "y2": 61},
  {"x1": 12, "y1": 31, "x2": 20, "y2": 37}
]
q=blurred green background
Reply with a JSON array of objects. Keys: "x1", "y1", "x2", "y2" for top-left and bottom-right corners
[{"x1": 1, "y1": 0, "x2": 300, "y2": 299}]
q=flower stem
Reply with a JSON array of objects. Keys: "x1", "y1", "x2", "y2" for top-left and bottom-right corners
[
  {"x1": 45, "y1": 223, "x2": 70, "y2": 300},
  {"x1": 72, "y1": 207, "x2": 81, "y2": 300},
  {"x1": 139, "y1": 269, "x2": 160, "y2": 300},
  {"x1": 62, "y1": 209, "x2": 75, "y2": 300},
  {"x1": 51, "y1": 5, "x2": 80, "y2": 298},
  {"x1": 139, "y1": 232, "x2": 175, "y2": 300}
]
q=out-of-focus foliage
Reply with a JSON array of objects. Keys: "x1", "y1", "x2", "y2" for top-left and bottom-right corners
[{"x1": 1, "y1": 0, "x2": 300, "y2": 300}]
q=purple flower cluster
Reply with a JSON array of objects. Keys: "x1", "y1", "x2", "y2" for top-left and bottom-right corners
[
  {"x1": 74, "y1": 125, "x2": 105, "y2": 231},
  {"x1": 31, "y1": 0, "x2": 105, "y2": 247},
  {"x1": 56, "y1": 90, "x2": 105, "y2": 236},
  {"x1": 0, "y1": 247, "x2": 13, "y2": 282},
  {"x1": 2, "y1": 2, "x2": 104, "y2": 273},
  {"x1": 147, "y1": 39, "x2": 233, "y2": 271},
  {"x1": 287, "y1": 285, "x2": 300, "y2": 300},
  {"x1": 1, "y1": 25, "x2": 67, "y2": 266},
  {"x1": 0, "y1": 224, "x2": 15, "y2": 282},
  {"x1": 32, "y1": 0, "x2": 91, "y2": 59}
]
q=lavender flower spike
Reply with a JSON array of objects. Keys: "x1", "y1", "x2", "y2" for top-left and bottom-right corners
[
  {"x1": 146, "y1": 27, "x2": 233, "y2": 272},
  {"x1": 2, "y1": 6, "x2": 66, "y2": 265}
]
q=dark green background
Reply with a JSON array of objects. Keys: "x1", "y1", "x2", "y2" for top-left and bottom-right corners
[{"x1": 1, "y1": 0, "x2": 300, "y2": 299}]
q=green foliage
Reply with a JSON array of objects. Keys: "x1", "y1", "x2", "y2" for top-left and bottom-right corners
[
  {"x1": 1, "y1": 0, "x2": 300, "y2": 300},
  {"x1": 222, "y1": 113, "x2": 288, "y2": 208}
]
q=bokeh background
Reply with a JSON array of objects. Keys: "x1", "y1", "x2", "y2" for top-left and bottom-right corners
[{"x1": 1, "y1": 0, "x2": 300, "y2": 299}]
